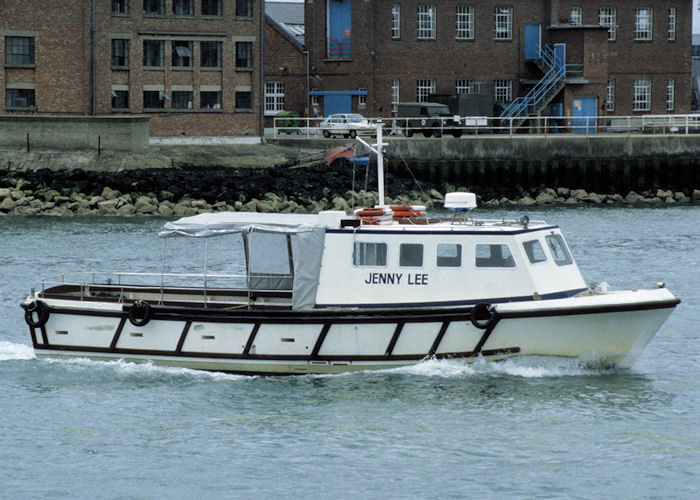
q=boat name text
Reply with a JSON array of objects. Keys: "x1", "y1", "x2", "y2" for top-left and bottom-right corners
[{"x1": 364, "y1": 273, "x2": 428, "y2": 286}]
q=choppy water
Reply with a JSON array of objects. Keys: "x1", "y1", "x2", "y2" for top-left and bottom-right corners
[{"x1": 1, "y1": 206, "x2": 698, "y2": 499}]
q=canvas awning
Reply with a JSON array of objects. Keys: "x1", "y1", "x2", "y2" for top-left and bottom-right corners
[{"x1": 159, "y1": 212, "x2": 322, "y2": 238}]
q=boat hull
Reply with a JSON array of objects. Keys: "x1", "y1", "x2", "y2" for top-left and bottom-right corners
[{"x1": 25, "y1": 289, "x2": 679, "y2": 375}]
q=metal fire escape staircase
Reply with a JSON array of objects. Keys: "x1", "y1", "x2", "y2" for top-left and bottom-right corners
[{"x1": 500, "y1": 45, "x2": 575, "y2": 130}]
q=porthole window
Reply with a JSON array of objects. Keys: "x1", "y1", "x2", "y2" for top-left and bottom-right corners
[
  {"x1": 523, "y1": 240, "x2": 547, "y2": 264},
  {"x1": 400, "y1": 244, "x2": 423, "y2": 267},
  {"x1": 353, "y1": 242, "x2": 387, "y2": 267},
  {"x1": 437, "y1": 244, "x2": 462, "y2": 267},
  {"x1": 545, "y1": 234, "x2": 573, "y2": 266},
  {"x1": 475, "y1": 244, "x2": 516, "y2": 268}
]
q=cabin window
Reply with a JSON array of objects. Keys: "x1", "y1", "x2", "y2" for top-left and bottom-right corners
[
  {"x1": 354, "y1": 242, "x2": 387, "y2": 267},
  {"x1": 400, "y1": 244, "x2": 423, "y2": 267},
  {"x1": 523, "y1": 240, "x2": 547, "y2": 264},
  {"x1": 545, "y1": 234, "x2": 573, "y2": 266},
  {"x1": 475, "y1": 244, "x2": 515, "y2": 268},
  {"x1": 437, "y1": 244, "x2": 462, "y2": 267}
]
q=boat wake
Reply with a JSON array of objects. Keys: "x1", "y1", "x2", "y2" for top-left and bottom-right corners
[
  {"x1": 390, "y1": 356, "x2": 618, "y2": 378},
  {"x1": 0, "y1": 341, "x2": 36, "y2": 361}
]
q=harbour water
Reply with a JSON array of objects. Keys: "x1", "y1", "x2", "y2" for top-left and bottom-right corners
[{"x1": 1, "y1": 206, "x2": 698, "y2": 499}]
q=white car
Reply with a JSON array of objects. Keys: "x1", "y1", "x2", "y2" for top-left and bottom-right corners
[{"x1": 319, "y1": 113, "x2": 375, "y2": 138}]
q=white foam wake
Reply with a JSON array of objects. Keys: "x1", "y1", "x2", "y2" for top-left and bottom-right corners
[
  {"x1": 0, "y1": 341, "x2": 36, "y2": 361},
  {"x1": 391, "y1": 356, "x2": 615, "y2": 378}
]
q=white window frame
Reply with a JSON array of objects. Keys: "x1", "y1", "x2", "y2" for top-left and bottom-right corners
[
  {"x1": 606, "y1": 78, "x2": 615, "y2": 112},
  {"x1": 392, "y1": 4, "x2": 401, "y2": 39},
  {"x1": 494, "y1": 7, "x2": 512, "y2": 40},
  {"x1": 311, "y1": 88, "x2": 320, "y2": 107},
  {"x1": 635, "y1": 8, "x2": 653, "y2": 41},
  {"x1": 666, "y1": 78, "x2": 675, "y2": 111},
  {"x1": 493, "y1": 79, "x2": 512, "y2": 103},
  {"x1": 456, "y1": 79, "x2": 475, "y2": 94},
  {"x1": 264, "y1": 81, "x2": 285, "y2": 116},
  {"x1": 417, "y1": 5, "x2": 436, "y2": 40},
  {"x1": 668, "y1": 8, "x2": 676, "y2": 41},
  {"x1": 358, "y1": 88, "x2": 367, "y2": 106},
  {"x1": 570, "y1": 7, "x2": 582, "y2": 26},
  {"x1": 416, "y1": 79, "x2": 435, "y2": 102},
  {"x1": 456, "y1": 5, "x2": 474, "y2": 40},
  {"x1": 391, "y1": 79, "x2": 399, "y2": 112},
  {"x1": 599, "y1": 8, "x2": 617, "y2": 41},
  {"x1": 633, "y1": 78, "x2": 651, "y2": 112}
]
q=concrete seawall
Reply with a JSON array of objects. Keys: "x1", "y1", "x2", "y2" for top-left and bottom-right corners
[{"x1": 273, "y1": 134, "x2": 700, "y2": 193}]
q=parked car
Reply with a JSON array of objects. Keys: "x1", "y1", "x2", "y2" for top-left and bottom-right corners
[
  {"x1": 319, "y1": 113, "x2": 375, "y2": 138},
  {"x1": 397, "y1": 102, "x2": 462, "y2": 138}
]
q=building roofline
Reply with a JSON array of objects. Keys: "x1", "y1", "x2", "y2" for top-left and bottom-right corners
[{"x1": 265, "y1": 14, "x2": 305, "y2": 51}]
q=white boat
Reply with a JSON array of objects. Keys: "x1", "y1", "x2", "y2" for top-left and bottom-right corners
[{"x1": 21, "y1": 125, "x2": 679, "y2": 375}]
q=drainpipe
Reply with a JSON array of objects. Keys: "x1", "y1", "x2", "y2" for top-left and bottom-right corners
[
  {"x1": 91, "y1": 0, "x2": 96, "y2": 115},
  {"x1": 303, "y1": 50, "x2": 310, "y2": 116},
  {"x1": 259, "y1": 0, "x2": 265, "y2": 142}
]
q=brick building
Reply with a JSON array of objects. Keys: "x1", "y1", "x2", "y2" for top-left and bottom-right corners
[
  {"x1": 265, "y1": 0, "x2": 692, "y2": 126},
  {"x1": 1, "y1": 0, "x2": 260, "y2": 136}
]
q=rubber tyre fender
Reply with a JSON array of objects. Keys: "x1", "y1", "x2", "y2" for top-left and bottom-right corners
[
  {"x1": 470, "y1": 302, "x2": 496, "y2": 330},
  {"x1": 23, "y1": 300, "x2": 50, "y2": 328},
  {"x1": 128, "y1": 300, "x2": 152, "y2": 327}
]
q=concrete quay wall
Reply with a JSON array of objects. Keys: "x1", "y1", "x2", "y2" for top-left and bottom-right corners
[
  {"x1": 274, "y1": 134, "x2": 700, "y2": 193},
  {"x1": 0, "y1": 116, "x2": 150, "y2": 152}
]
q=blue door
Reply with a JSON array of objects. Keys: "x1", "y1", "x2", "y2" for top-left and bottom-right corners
[
  {"x1": 571, "y1": 97, "x2": 597, "y2": 133},
  {"x1": 324, "y1": 94, "x2": 352, "y2": 116},
  {"x1": 328, "y1": 0, "x2": 352, "y2": 58},
  {"x1": 554, "y1": 43, "x2": 566, "y2": 72},
  {"x1": 525, "y1": 24, "x2": 541, "y2": 60}
]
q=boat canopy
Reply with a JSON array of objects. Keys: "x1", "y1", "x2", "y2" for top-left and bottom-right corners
[
  {"x1": 159, "y1": 212, "x2": 326, "y2": 311},
  {"x1": 159, "y1": 212, "x2": 323, "y2": 238}
]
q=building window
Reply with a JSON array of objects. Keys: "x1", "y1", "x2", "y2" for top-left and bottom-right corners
[
  {"x1": 391, "y1": 79, "x2": 399, "y2": 112},
  {"x1": 417, "y1": 5, "x2": 436, "y2": 40},
  {"x1": 358, "y1": 88, "x2": 367, "y2": 106},
  {"x1": 5, "y1": 37, "x2": 35, "y2": 66},
  {"x1": 201, "y1": 41, "x2": 222, "y2": 68},
  {"x1": 201, "y1": 0, "x2": 221, "y2": 16},
  {"x1": 173, "y1": 0, "x2": 193, "y2": 15},
  {"x1": 111, "y1": 0, "x2": 129, "y2": 15},
  {"x1": 494, "y1": 79, "x2": 512, "y2": 103},
  {"x1": 599, "y1": 8, "x2": 617, "y2": 41},
  {"x1": 668, "y1": 8, "x2": 676, "y2": 41},
  {"x1": 264, "y1": 81, "x2": 284, "y2": 115},
  {"x1": 235, "y1": 91, "x2": 252, "y2": 110},
  {"x1": 311, "y1": 88, "x2": 320, "y2": 107},
  {"x1": 494, "y1": 7, "x2": 512, "y2": 40},
  {"x1": 143, "y1": 90, "x2": 165, "y2": 109},
  {"x1": 111, "y1": 90, "x2": 129, "y2": 109},
  {"x1": 5, "y1": 88, "x2": 36, "y2": 109},
  {"x1": 111, "y1": 39, "x2": 129, "y2": 69},
  {"x1": 633, "y1": 78, "x2": 651, "y2": 111},
  {"x1": 635, "y1": 8, "x2": 653, "y2": 41},
  {"x1": 456, "y1": 79, "x2": 475, "y2": 94},
  {"x1": 667, "y1": 79, "x2": 675, "y2": 111},
  {"x1": 235, "y1": 41, "x2": 253, "y2": 70},
  {"x1": 236, "y1": 0, "x2": 253, "y2": 18},
  {"x1": 416, "y1": 79, "x2": 435, "y2": 102},
  {"x1": 172, "y1": 91, "x2": 193, "y2": 109},
  {"x1": 200, "y1": 91, "x2": 222, "y2": 109},
  {"x1": 143, "y1": 40, "x2": 164, "y2": 68},
  {"x1": 172, "y1": 41, "x2": 193, "y2": 68},
  {"x1": 456, "y1": 5, "x2": 474, "y2": 40},
  {"x1": 607, "y1": 78, "x2": 615, "y2": 111},
  {"x1": 570, "y1": 7, "x2": 582, "y2": 26},
  {"x1": 143, "y1": 0, "x2": 165, "y2": 15},
  {"x1": 391, "y1": 4, "x2": 401, "y2": 39}
]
